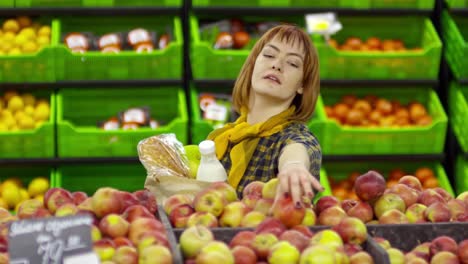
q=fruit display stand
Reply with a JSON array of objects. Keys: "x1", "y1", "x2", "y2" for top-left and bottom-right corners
[
  {"x1": 320, "y1": 87, "x2": 447, "y2": 155},
  {"x1": 366, "y1": 222, "x2": 468, "y2": 264},
  {"x1": 449, "y1": 82, "x2": 468, "y2": 153},
  {"x1": 189, "y1": 84, "x2": 327, "y2": 146},
  {"x1": 316, "y1": 16, "x2": 441, "y2": 80},
  {"x1": 56, "y1": 87, "x2": 188, "y2": 157},
  {"x1": 53, "y1": 163, "x2": 147, "y2": 195},
  {"x1": 0, "y1": 90, "x2": 55, "y2": 159},
  {"x1": 0, "y1": 17, "x2": 56, "y2": 83},
  {"x1": 456, "y1": 156, "x2": 467, "y2": 195},
  {"x1": 53, "y1": 16, "x2": 183, "y2": 81},
  {"x1": 442, "y1": 11, "x2": 468, "y2": 80},
  {"x1": 324, "y1": 161, "x2": 455, "y2": 197},
  {"x1": 191, "y1": 0, "x2": 435, "y2": 9}
]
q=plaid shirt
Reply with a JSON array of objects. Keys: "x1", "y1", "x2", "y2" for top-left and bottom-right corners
[{"x1": 219, "y1": 122, "x2": 322, "y2": 198}]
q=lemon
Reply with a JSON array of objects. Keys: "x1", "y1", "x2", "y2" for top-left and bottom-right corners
[
  {"x1": 20, "y1": 28, "x2": 36, "y2": 40},
  {"x1": 17, "y1": 16, "x2": 32, "y2": 28},
  {"x1": 9, "y1": 125, "x2": 19, "y2": 131},
  {"x1": 2, "y1": 31, "x2": 15, "y2": 42},
  {"x1": 3, "y1": 19, "x2": 20, "y2": 33},
  {"x1": 1, "y1": 42, "x2": 13, "y2": 53},
  {"x1": 2, "y1": 116, "x2": 15, "y2": 130},
  {"x1": 21, "y1": 93, "x2": 35, "y2": 106},
  {"x1": 1, "y1": 109, "x2": 13, "y2": 119},
  {"x1": 34, "y1": 103, "x2": 50, "y2": 121},
  {"x1": 14, "y1": 34, "x2": 28, "y2": 47},
  {"x1": 8, "y1": 47, "x2": 22, "y2": 55},
  {"x1": 5, "y1": 177, "x2": 23, "y2": 187},
  {"x1": 8, "y1": 96, "x2": 24, "y2": 112},
  {"x1": 0, "y1": 123, "x2": 7, "y2": 132},
  {"x1": 27, "y1": 177, "x2": 50, "y2": 197},
  {"x1": 37, "y1": 35, "x2": 50, "y2": 47},
  {"x1": 24, "y1": 105, "x2": 34, "y2": 116},
  {"x1": 18, "y1": 115, "x2": 35, "y2": 130},
  {"x1": 14, "y1": 110, "x2": 25, "y2": 121},
  {"x1": 2, "y1": 184, "x2": 21, "y2": 209},
  {"x1": 22, "y1": 41, "x2": 38, "y2": 54},
  {"x1": 0, "y1": 30, "x2": 2, "y2": 37},
  {"x1": 34, "y1": 194, "x2": 44, "y2": 203},
  {"x1": 19, "y1": 188, "x2": 30, "y2": 202},
  {"x1": 38, "y1": 26, "x2": 51, "y2": 37},
  {"x1": 0, "y1": 198, "x2": 8, "y2": 209}
]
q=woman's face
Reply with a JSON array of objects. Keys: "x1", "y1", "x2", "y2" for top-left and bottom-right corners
[{"x1": 251, "y1": 36, "x2": 305, "y2": 103}]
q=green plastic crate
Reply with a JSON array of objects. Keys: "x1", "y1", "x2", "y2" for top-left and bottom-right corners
[
  {"x1": 0, "y1": 165, "x2": 54, "y2": 195},
  {"x1": 57, "y1": 87, "x2": 188, "y2": 157},
  {"x1": 0, "y1": 91, "x2": 55, "y2": 158},
  {"x1": 82, "y1": 0, "x2": 181, "y2": 6},
  {"x1": 0, "y1": 18, "x2": 56, "y2": 83},
  {"x1": 316, "y1": 16, "x2": 441, "y2": 80},
  {"x1": 446, "y1": 0, "x2": 467, "y2": 8},
  {"x1": 324, "y1": 161, "x2": 455, "y2": 197},
  {"x1": 321, "y1": 87, "x2": 447, "y2": 155},
  {"x1": 15, "y1": 0, "x2": 82, "y2": 6},
  {"x1": 449, "y1": 83, "x2": 468, "y2": 153},
  {"x1": 190, "y1": 15, "x2": 441, "y2": 80},
  {"x1": 442, "y1": 11, "x2": 468, "y2": 80},
  {"x1": 456, "y1": 156, "x2": 467, "y2": 195},
  {"x1": 314, "y1": 167, "x2": 332, "y2": 203},
  {"x1": 54, "y1": 164, "x2": 147, "y2": 195},
  {"x1": 192, "y1": 0, "x2": 434, "y2": 8},
  {"x1": 53, "y1": 16, "x2": 183, "y2": 81},
  {"x1": 0, "y1": 0, "x2": 13, "y2": 6}
]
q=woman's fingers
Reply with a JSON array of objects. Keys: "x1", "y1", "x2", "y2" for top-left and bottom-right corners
[
  {"x1": 310, "y1": 175, "x2": 324, "y2": 192},
  {"x1": 300, "y1": 174, "x2": 314, "y2": 200},
  {"x1": 289, "y1": 173, "x2": 302, "y2": 207}
]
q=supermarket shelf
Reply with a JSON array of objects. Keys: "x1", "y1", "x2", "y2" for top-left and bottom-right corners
[
  {"x1": 0, "y1": 7, "x2": 181, "y2": 16},
  {"x1": 450, "y1": 8, "x2": 468, "y2": 16},
  {"x1": 0, "y1": 154, "x2": 445, "y2": 165},
  {"x1": 194, "y1": 79, "x2": 439, "y2": 88},
  {"x1": 0, "y1": 79, "x2": 183, "y2": 89},
  {"x1": 459, "y1": 79, "x2": 468, "y2": 85},
  {"x1": 192, "y1": 7, "x2": 433, "y2": 16}
]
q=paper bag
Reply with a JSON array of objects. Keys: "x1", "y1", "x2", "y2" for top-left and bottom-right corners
[{"x1": 138, "y1": 134, "x2": 212, "y2": 204}]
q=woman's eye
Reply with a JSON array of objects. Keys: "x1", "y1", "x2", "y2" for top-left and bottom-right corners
[
  {"x1": 288, "y1": 62, "x2": 299, "y2": 68},
  {"x1": 263, "y1": 54, "x2": 274, "y2": 58}
]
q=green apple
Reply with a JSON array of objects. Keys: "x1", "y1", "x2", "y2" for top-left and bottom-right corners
[
  {"x1": 179, "y1": 225, "x2": 214, "y2": 259},
  {"x1": 184, "y1": 145, "x2": 201, "y2": 179},
  {"x1": 262, "y1": 178, "x2": 278, "y2": 199},
  {"x1": 300, "y1": 245, "x2": 336, "y2": 264},
  {"x1": 219, "y1": 201, "x2": 249, "y2": 227},
  {"x1": 268, "y1": 241, "x2": 300, "y2": 264},
  {"x1": 309, "y1": 229, "x2": 343, "y2": 251},
  {"x1": 387, "y1": 248, "x2": 405, "y2": 264},
  {"x1": 196, "y1": 241, "x2": 234, "y2": 264}
]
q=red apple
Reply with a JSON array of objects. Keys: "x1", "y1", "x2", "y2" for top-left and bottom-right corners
[
  {"x1": 169, "y1": 204, "x2": 195, "y2": 228},
  {"x1": 350, "y1": 251, "x2": 373, "y2": 264},
  {"x1": 133, "y1": 189, "x2": 158, "y2": 214},
  {"x1": 112, "y1": 245, "x2": 137, "y2": 264},
  {"x1": 398, "y1": 175, "x2": 423, "y2": 192},
  {"x1": 242, "y1": 193, "x2": 261, "y2": 210},
  {"x1": 424, "y1": 202, "x2": 451, "y2": 222},
  {"x1": 346, "y1": 201, "x2": 374, "y2": 223},
  {"x1": 186, "y1": 211, "x2": 218, "y2": 228},
  {"x1": 242, "y1": 181, "x2": 264, "y2": 199},
  {"x1": 193, "y1": 189, "x2": 227, "y2": 217},
  {"x1": 315, "y1": 196, "x2": 341, "y2": 215},
  {"x1": 411, "y1": 242, "x2": 431, "y2": 262},
  {"x1": 163, "y1": 194, "x2": 193, "y2": 215},
  {"x1": 433, "y1": 187, "x2": 454, "y2": 202},
  {"x1": 458, "y1": 239, "x2": 468, "y2": 264},
  {"x1": 196, "y1": 241, "x2": 234, "y2": 264},
  {"x1": 341, "y1": 199, "x2": 359, "y2": 213},
  {"x1": 267, "y1": 240, "x2": 300, "y2": 263},
  {"x1": 121, "y1": 204, "x2": 155, "y2": 223},
  {"x1": 219, "y1": 201, "x2": 249, "y2": 227},
  {"x1": 344, "y1": 243, "x2": 363, "y2": 256},
  {"x1": 292, "y1": 225, "x2": 315, "y2": 238},
  {"x1": 17, "y1": 199, "x2": 44, "y2": 219},
  {"x1": 93, "y1": 238, "x2": 116, "y2": 261},
  {"x1": 117, "y1": 191, "x2": 140, "y2": 213},
  {"x1": 92, "y1": 187, "x2": 122, "y2": 218},
  {"x1": 137, "y1": 231, "x2": 170, "y2": 252},
  {"x1": 113, "y1": 237, "x2": 133, "y2": 248},
  {"x1": 457, "y1": 191, "x2": 468, "y2": 205},
  {"x1": 210, "y1": 181, "x2": 239, "y2": 202},
  {"x1": 317, "y1": 205, "x2": 347, "y2": 226},
  {"x1": 241, "y1": 211, "x2": 266, "y2": 228},
  {"x1": 378, "y1": 208, "x2": 409, "y2": 224},
  {"x1": 430, "y1": 236, "x2": 458, "y2": 256},
  {"x1": 385, "y1": 183, "x2": 419, "y2": 208},
  {"x1": 71, "y1": 191, "x2": 88, "y2": 205},
  {"x1": 272, "y1": 196, "x2": 305, "y2": 228},
  {"x1": 431, "y1": 251, "x2": 459, "y2": 264},
  {"x1": 55, "y1": 203, "x2": 79, "y2": 217},
  {"x1": 0, "y1": 252, "x2": 8, "y2": 264},
  {"x1": 254, "y1": 198, "x2": 274, "y2": 215},
  {"x1": 354, "y1": 170, "x2": 386, "y2": 203},
  {"x1": 251, "y1": 233, "x2": 279, "y2": 260},
  {"x1": 447, "y1": 199, "x2": 467, "y2": 220},
  {"x1": 44, "y1": 188, "x2": 74, "y2": 214},
  {"x1": 32, "y1": 207, "x2": 52, "y2": 218},
  {"x1": 128, "y1": 218, "x2": 165, "y2": 245},
  {"x1": 279, "y1": 229, "x2": 310, "y2": 252},
  {"x1": 418, "y1": 189, "x2": 445, "y2": 207},
  {"x1": 373, "y1": 193, "x2": 406, "y2": 219},
  {"x1": 229, "y1": 230, "x2": 256, "y2": 248},
  {"x1": 231, "y1": 245, "x2": 257, "y2": 264},
  {"x1": 405, "y1": 203, "x2": 427, "y2": 223},
  {"x1": 139, "y1": 244, "x2": 172, "y2": 264},
  {"x1": 254, "y1": 217, "x2": 287, "y2": 237},
  {"x1": 179, "y1": 225, "x2": 214, "y2": 259},
  {"x1": 77, "y1": 197, "x2": 94, "y2": 212},
  {"x1": 99, "y1": 214, "x2": 130, "y2": 239},
  {"x1": 333, "y1": 216, "x2": 367, "y2": 245},
  {"x1": 405, "y1": 252, "x2": 427, "y2": 264}
]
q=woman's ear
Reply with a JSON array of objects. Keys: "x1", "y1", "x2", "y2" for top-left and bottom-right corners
[{"x1": 297, "y1": 87, "x2": 304, "y2": 94}]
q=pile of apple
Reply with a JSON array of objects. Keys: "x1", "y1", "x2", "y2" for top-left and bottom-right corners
[
  {"x1": 0, "y1": 187, "x2": 174, "y2": 264},
  {"x1": 374, "y1": 235, "x2": 468, "y2": 264},
  {"x1": 316, "y1": 171, "x2": 468, "y2": 226},
  {"x1": 327, "y1": 36, "x2": 421, "y2": 52},
  {"x1": 179, "y1": 215, "x2": 375, "y2": 263},
  {"x1": 164, "y1": 179, "x2": 316, "y2": 229},
  {"x1": 330, "y1": 166, "x2": 441, "y2": 201},
  {"x1": 324, "y1": 94, "x2": 432, "y2": 127}
]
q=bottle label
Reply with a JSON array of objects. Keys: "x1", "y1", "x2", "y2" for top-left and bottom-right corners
[
  {"x1": 128, "y1": 29, "x2": 151, "y2": 46},
  {"x1": 99, "y1": 34, "x2": 120, "y2": 49},
  {"x1": 65, "y1": 34, "x2": 88, "y2": 50}
]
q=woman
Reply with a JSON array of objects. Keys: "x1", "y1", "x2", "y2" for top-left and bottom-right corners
[{"x1": 207, "y1": 24, "x2": 323, "y2": 208}]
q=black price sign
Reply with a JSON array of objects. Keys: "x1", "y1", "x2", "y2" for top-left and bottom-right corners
[{"x1": 8, "y1": 214, "x2": 99, "y2": 264}]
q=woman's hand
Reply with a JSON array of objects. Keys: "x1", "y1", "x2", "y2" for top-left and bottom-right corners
[{"x1": 274, "y1": 162, "x2": 323, "y2": 208}]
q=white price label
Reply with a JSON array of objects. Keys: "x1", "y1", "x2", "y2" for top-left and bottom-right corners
[
  {"x1": 63, "y1": 252, "x2": 99, "y2": 264},
  {"x1": 305, "y1": 12, "x2": 342, "y2": 36},
  {"x1": 204, "y1": 103, "x2": 228, "y2": 122}
]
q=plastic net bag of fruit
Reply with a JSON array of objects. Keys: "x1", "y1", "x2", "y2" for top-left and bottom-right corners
[{"x1": 138, "y1": 134, "x2": 211, "y2": 204}]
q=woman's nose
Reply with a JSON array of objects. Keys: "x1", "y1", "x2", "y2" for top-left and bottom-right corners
[{"x1": 272, "y1": 64, "x2": 282, "y2": 72}]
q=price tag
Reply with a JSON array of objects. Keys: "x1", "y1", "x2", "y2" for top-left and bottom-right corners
[
  {"x1": 204, "y1": 103, "x2": 228, "y2": 122},
  {"x1": 305, "y1": 12, "x2": 343, "y2": 41},
  {"x1": 8, "y1": 214, "x2": 97, "y2": 264}
]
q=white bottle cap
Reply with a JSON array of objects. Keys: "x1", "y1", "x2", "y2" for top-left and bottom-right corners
[{"x1": 199, "y1": 140, "x2": 215, "y2": 155}]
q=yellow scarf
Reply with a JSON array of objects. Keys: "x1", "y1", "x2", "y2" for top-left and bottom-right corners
[{"x1": 207, "y1": 106, "x2": 295, "y2": 189}]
